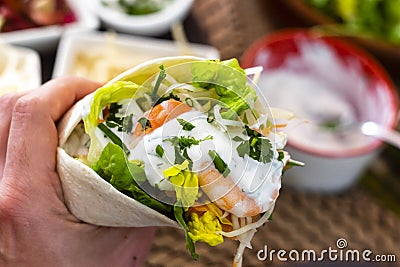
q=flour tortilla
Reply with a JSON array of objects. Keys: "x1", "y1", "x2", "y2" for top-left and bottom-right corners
[{"x1": 57, "y1": 56, "x2": 206, "y2": 228}]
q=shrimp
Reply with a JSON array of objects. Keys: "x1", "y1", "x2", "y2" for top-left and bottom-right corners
[
  {"x1": 198, "y1": 163, "x2": 279, "y2": 218},
  {"x1": 133, "y1": 99, "x2": 191, "y2": 136}
]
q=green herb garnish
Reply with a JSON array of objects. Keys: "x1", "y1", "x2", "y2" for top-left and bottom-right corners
[
  {"x1": 165, "y1": 135, "x2": 213, "y2": 151},
  {"x1": 320, "y1": 116, "x2": 342, "y2": 131},
  {"x1": 177, "y1": 118, "x2": 196, "y2": 131},
  {"x1": 208, "y1": 150, "x2": 230, "y2": 177},
  {"x1": 165, "y1": 135, "x2": 213, "y2": 165},
  {"x1": 108, "y1": 103, "x2": 122, "y2": 120},
  {"x1": 236, "y1": 126, "x2": 273, "y2": 164},
  {"x1": 151, "y1": 65, "x2": 166, "y2": 102},
  {"x1": 105, "y1": 103, "x2": 134, "y2": 133},
  {"x1": 137, "y1": 117, "x2": 151, "y2": 131},
  {"x1": 98, "y1": 123, "x2": 130, "y2": 155},
  {"x1": 156, "y1": 144, "x2": 164, "y2": 157}
]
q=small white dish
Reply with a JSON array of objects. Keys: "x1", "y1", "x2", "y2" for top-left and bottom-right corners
[
  {"x1": 52, "y1": 31, "x2": 220, "y2": 83},
  {"x1": 0, "y1": 0, "x2": 99, "y2": 52},
  {"x1": 0, "y1": 44, "x2": 41, "y2": 96},
  {"x1": 88, "y1": 0, "x2": 194, "y2": 36}
]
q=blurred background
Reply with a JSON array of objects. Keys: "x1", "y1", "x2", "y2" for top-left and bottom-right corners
[{"x1": 1, "y1": 0, "x2": 399, "y2": 266}]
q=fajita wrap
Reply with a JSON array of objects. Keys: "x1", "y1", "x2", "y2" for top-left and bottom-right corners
[{"x1": 57, "y1": 56, "x2": 299, "y2": 266}]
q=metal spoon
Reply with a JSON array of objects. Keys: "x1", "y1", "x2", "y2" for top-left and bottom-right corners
[{"x1": 360, "y1": 121, "x2": 400, "y2": 149}]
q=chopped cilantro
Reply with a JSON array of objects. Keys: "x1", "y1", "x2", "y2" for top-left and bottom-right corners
[
  {"x1": 137, "y1": 117, "x2": 151, "y2": 131},
  {"x1": 236, "y1": 142, "x2": 249, "y2": 158},
  {"x1": 236, "y1": 126, "x2": 273, "y2": 164},
  {"x1": 108, "y1": 103, "x2": 122, "y2": 121},
  {"x1": 156, "y1": 144, "x2": 164, "y2": 157},
  {"x1": 164, "y1": 135, "x2": 213, "y2": 165},
  {"x1": 105, "y1": 103, "x2": 134, "y2": 133},
  {"x1": 165, "y1": 135, "x2": 213, "y2": 150},
  {"x1": 177, "y1": 118, "x2": 196, "y2": 131}
]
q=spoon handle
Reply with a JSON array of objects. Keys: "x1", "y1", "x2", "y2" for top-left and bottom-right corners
[{"x1": 361, "y1": 122, "x2": 400, "y2": 149}]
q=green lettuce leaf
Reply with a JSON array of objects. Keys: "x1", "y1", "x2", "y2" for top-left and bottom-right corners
[
  {"x1": 191, "y1": 59, "x2": 257, "y2": 120},
  {"x1": 174, "y1": 203, "x2": 199, "y2": 261},
  {"x1": 84, "y1": 81, "x2": 141, "y2": 163},
  {"x1": 92, "y1": 143, "x2": 171, "y2": 214},
  {"x1": 163, "y1": 160, "x2": 199, "y2": 211}
]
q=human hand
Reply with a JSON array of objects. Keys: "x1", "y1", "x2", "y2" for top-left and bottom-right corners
[{"x1": 0, "y1": 77, "x2": 156, "y2": 267}]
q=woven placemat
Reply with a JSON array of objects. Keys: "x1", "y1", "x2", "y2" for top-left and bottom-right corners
[
  {"x1": 188, "y1": 0, "x2": 289, "y2": 60},
  {"x1": 145, "y1": 186, "x2": 400, "y2": 267}
]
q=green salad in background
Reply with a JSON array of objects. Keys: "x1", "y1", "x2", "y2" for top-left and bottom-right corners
[
  {"x1": 306, "y1": 0, "x2": 400, "y2": 44},
  {"x1": 101, "y1": 0, "x2": 173, "y2": 15}
]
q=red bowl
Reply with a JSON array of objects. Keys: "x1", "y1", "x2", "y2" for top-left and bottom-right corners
[
  {"x1": 281, "y1": 0, "x2": 400, "y2": 78},
  {"x1": 241, "y1": 29, "x2": 399, "y2": 158}
]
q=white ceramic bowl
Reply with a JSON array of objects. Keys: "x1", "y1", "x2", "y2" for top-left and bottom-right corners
[
  {"x1": 242, "y1": 30, "x2": 399, "y2": 193},
  {"x1": 88, "y1": 0, "x2": 194, "y2": 36},
  {"x1": 0, "y1": 0, "x2": 99, "y2": 52},
  {"x1": 52, "y1": 31, "x2": 219, "y2": 83}
]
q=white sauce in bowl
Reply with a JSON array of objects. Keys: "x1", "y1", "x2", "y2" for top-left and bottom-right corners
[
  {"x1": 258, "y1": 41, "x2": 376, "y2": 154},
  {"x1": 0, "y1": 44, "x2": 41, "y2": 96}
]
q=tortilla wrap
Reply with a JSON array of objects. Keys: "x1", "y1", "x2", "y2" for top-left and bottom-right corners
[
  {"x1": 55, "y1": 55, "x2": 298, "y2": 267},
  {"x1": 57, "y1": 56, "x2": 204, "y2": 228}
]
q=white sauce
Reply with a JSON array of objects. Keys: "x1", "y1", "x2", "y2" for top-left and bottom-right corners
[
  {"x1": 258, "y1": 40, "x2": 374, "y2": 153},
  {"x1": 93, "y1": 100, "x2": 143, "y2": 150},
  {"x1": 128, "y1": 110, "x2": 285, "y2": 213},
  {"x1": 0, "y1": 44, "x2": 41, "y2": 96}
]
